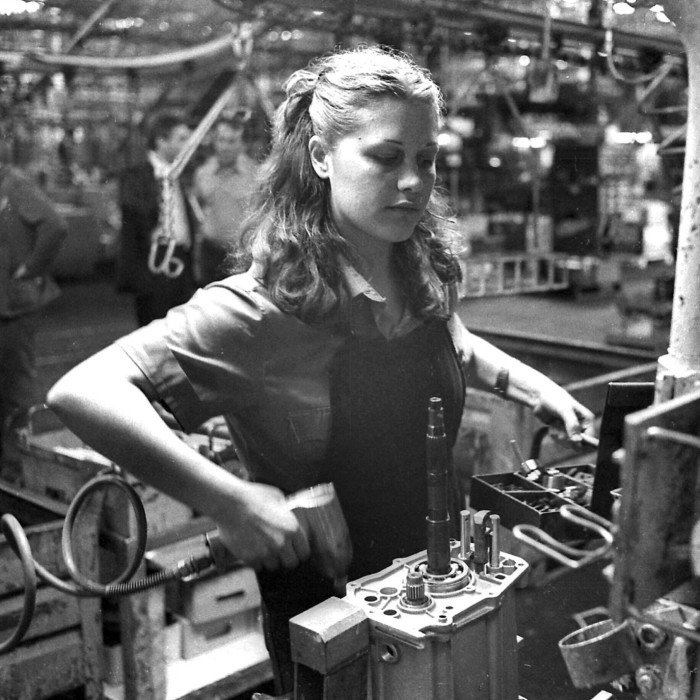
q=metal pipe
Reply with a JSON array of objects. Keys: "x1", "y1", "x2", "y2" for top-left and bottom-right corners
[{"x1": 426, "y1": 397, "x2": 451, "y2": 575}]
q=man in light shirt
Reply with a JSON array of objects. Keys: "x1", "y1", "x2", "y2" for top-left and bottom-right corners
[
  {"x1": 193, "y1": 115, "x2": 259, "y2": 285},
  {"x1": 116, "y1": 112, "x2": 198, "y2": 326}
]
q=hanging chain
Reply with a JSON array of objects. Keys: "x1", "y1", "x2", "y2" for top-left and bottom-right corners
[
  {"x1": 148, "y1": 173, "x2": 186, "y2": 279},
  {"x1": 147, "y1": 23, "x2": 255, "y2": 278}
]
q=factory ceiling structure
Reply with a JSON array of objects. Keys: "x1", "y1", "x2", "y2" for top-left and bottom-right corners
[{"x1": 0, "y1": 1, "x2": 685, "y2": 106}]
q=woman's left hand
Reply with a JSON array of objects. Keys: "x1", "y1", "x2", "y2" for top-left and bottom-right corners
[{"x1": 531, "y1": 383, "x2": 595, "y2": 444}]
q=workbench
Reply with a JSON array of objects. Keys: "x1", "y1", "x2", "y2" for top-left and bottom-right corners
[{"x1": 10, "y1": 415, "x2": 272, "y2": 700}]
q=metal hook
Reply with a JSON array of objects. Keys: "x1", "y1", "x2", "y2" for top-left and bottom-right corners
[
  {"x1": 147, "y1": 236, "x2": 184, "y2": 279},
  {"x1": 512, "y1": 504, "x2": 613, "y2": 570}
]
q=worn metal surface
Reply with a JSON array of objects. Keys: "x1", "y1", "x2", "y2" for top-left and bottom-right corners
[
  {"x1": 610, "y1": 389, "x2": 700, "y2": 621},
  {"x1": 290, "y1": 597, "x2": 369, "y2": 675}
]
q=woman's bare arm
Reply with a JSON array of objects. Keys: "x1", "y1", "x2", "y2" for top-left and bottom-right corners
[{"x1": 46, "y1": 345, "x2": 310, "y2": 571}]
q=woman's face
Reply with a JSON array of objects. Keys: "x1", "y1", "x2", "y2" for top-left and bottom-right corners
[{"x1": 310, "y1": 97, "x2": 439, "y2": 257}]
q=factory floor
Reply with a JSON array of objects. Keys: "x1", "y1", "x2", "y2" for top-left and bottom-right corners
[{"x1": 36, "y1": 274, "x2": 642, "y2": 700}]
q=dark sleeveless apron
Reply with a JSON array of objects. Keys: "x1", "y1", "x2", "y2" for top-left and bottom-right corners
[{"x1": 257, "y1": 318, "x2": 465, "y2": 693}]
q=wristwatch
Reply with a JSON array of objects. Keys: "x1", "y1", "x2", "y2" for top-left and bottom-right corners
[{"x1": 493, "y1": 368, "x2": 510, "y2": 396}]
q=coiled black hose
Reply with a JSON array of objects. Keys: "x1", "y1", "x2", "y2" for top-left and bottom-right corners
[{"x1": 0, "y1": 472, "x2": 214, "y2": 653}]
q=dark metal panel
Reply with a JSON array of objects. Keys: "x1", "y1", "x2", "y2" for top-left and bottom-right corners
[{"x1": 609, "y1": 389, "x2": 700, "y2": 621}]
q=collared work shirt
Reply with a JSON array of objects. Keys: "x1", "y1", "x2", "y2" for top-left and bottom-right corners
[
  {"x1": 193, "y1": 155, "x2": 258, "y2": 247},
  {"x1": 117, "y1": 267, "x2": 473, "y2": 492}
]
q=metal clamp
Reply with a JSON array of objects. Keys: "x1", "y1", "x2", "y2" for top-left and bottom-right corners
[{"x1": 512, "y1": 504, "x2": 613, "y2": 570}]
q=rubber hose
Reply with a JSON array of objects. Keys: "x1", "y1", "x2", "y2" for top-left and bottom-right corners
[
  {"x1": 60, "y1": 474, "x2": 147, "y2": 595},
  {"x1": 0, "y1": 514, "x2": 37, "y2": 654}
]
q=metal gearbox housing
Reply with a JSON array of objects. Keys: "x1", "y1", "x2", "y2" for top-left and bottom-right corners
[{"x1": 343, "y1": 541, "x2": 528, "y2": 700}]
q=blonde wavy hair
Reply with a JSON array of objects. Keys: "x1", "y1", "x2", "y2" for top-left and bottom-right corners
[{"x1": 231, "y1": 45, "x2": 462, "y2": 327}]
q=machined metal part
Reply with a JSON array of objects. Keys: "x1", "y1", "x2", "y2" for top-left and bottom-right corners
[
  {"x1": 459, "y1": 510, "x2": 471, "y2": 561},
  {"x1": 488, "y1": 514, "x2": 501, "y2": 570},
  {"x1": 344, "y1": 543, "x2": 528, "y2": 700},
  {"x1": 289, "y1": 596, "x2": 370, "y2": 700},
  {"x1": 558, "y1": 618, "x2": 642, "y2": 689},
  {"x1": 289, "y1": 396, "x2": 528, "y2": 699},
  {"x1": 426, "y1": 397, "x2": 451, "y2": 576}
]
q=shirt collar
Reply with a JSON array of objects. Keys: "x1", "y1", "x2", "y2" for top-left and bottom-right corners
[
  {"x1": 248, "y1": 259, "x2": 385, "y2": 303},
  {"x1": 214, "y1": 156, "x2": 240, "y2": 175},
  {"x1": 340, "y1": 260, "x2": 385, "y2": 303},
  {"x1": 340, "y1": 259, "x2": 417, "y2": 339}
]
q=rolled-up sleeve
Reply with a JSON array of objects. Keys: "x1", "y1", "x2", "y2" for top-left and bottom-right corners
[{"x1": 116, "y1": 282, "x2": 267, "y2": 431}]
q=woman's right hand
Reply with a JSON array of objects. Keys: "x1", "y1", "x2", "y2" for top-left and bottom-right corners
[{"x1": 215, "y1": 481, "x2": 311, "y2": 572}]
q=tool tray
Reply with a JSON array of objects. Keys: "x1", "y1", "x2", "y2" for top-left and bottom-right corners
[{"x1": 470, "y1": 463, "x2": 596, "y2": 540}]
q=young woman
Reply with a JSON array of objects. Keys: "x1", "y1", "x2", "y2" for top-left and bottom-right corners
[{"x1": 48, "y1": 45, "x2": 593, "y2": 695}]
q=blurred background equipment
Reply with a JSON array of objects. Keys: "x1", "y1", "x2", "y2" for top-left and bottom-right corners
[{"x1": 3, "y1": 1, "x2": 700, "y2": 699}]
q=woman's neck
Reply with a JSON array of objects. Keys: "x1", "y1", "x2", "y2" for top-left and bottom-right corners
[{"x1": 355, "y1": 245, "x2": 392, "y2": 290}]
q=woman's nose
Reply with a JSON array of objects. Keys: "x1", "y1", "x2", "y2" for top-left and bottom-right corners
[{"x1": 398, "y1": 165, "x2": 423, "y2": 192}]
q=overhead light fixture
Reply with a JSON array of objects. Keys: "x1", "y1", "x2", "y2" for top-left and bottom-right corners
[
  {"x1": 0, "y1": 0, "x2": 41, "y2": 13},
  {"x1": 612, "y1": 3, "x2": 635, "y2": 15}
]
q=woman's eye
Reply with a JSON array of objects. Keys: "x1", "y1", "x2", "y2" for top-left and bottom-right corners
[{"x1": 373, "y1": 153, "x2": 400, "y2": 165}]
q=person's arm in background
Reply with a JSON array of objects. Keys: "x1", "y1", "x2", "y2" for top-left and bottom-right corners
[
  {"x1": 454, "y1": 314, "x2": 594, "y2": 441},
  {"x1": 46, "y1": 344, "x2": 310, "y2": 572},
  {"x1": 11, "y1": 176, "x2": 67, "y2": 278}
]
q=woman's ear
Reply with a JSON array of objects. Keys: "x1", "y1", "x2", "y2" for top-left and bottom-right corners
[{"x1": 309, "y1": 135, "x2": 330, "y2": 179}]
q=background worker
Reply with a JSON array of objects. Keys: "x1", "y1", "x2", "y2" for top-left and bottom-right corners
[
  {"x1": 0, "y1": 140, "x2": 67, "y2": 484},
  {"x1": 193, "y1": 114, "x2": 259, "y2": 285},
  {"x1": 47, "y1": 46, "x2": 593, "y2": 697},
  {"x1": 116, "y1": 112, "x2": 198, "y2": 326}
]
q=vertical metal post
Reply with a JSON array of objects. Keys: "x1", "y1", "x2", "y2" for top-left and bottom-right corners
[{"x1": 654, "y1": 1, "x2": 700, "y2": 401}]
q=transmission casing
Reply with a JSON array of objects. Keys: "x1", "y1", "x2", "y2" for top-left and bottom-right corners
[{"x1": 343, "y1": 540, "x2": 528, "y2": 700}]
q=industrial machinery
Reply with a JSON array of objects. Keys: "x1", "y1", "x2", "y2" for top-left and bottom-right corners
[
  {"x1": 289, "y1": 397, "x2": 529, "y2": 700},
  {"x1": 504, "y1": 386, "x2": 700, "y2": 700},
  {"x1": 15, "y1": 388, "x2": 700, "y2": 700}
]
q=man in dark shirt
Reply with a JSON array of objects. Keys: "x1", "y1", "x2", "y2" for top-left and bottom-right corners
[{"x1": 116, "y1": 112, "x2": 198, "y2": 326}]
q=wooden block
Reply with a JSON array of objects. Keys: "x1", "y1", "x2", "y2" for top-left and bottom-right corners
[
  {"x1": 179, "y1": 609, "x2": 262, "y2": 660},
  {"x1": 0, "y1": 629, "x2": 86, "y2": 699},
  {"x1": 0, "y1": 585, "x2": 81, "y2": 643},
  {"x1": 0, "y1": 523, "x2": 67, "y2": 597},
  {"x1": 119, "y1": 572, "x2": 167, "y2": 700},
  {"x1": 20, "y1": 429, "x2": 108, "y2": 503}
]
